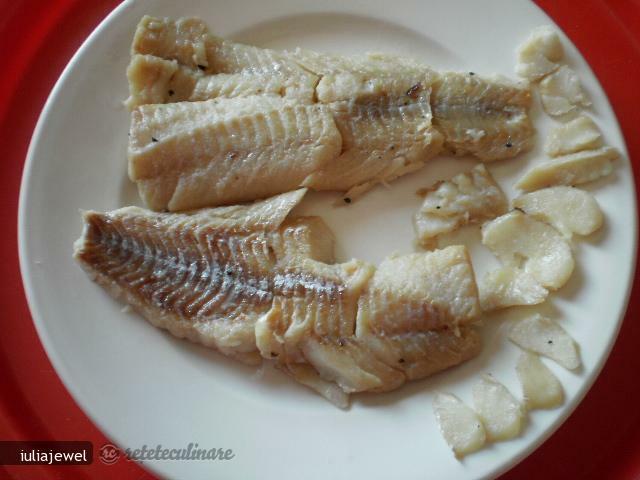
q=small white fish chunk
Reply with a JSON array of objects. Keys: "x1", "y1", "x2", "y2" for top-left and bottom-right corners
[
  {"x1": 479, "y1": 266, "x2": 548, "y2": 312},
  {"x1": 539, "y1": 66, "x2": 591, "y2": 116},
  {"x1": 414, "y1": 164, "x2": 507, "y2": 248},
  {"x1": 516, "y1": 26, "x2": 564, "y2": 81},
  {"x1": 545, "y1": 115, "x2": 603, "y2": 157},
  {"x1": 513, "y1": 186, "x2": 603, "y2": 238},
  {"x1": 433, "y1": 393, "x2": 486, "y2": 457},
  {"x1": 472, "y1": 375, "x2": 524, "y2": 441},
  {"x1": 482, "y1": 210, "x2": 574, "y2": 290},
  {"x1": 285, "y1": 364, "x2": 349, "y2": 409},
  {"x1": 516, "y1": 146, "x2": 618, "y2": 191},
  {"x1": 508, "y1": 314, "x2": 581, "y2": 370},
  {"x1": 516, "y1": 352, "x2": 565, "y2": 410}
]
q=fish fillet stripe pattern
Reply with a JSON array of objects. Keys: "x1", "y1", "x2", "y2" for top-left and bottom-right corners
[{"x1": 75, "y1": 191, "x2": 482, "y2": 406}]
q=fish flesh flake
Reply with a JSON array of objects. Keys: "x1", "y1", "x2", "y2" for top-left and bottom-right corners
[
  {"x1": 74, "y1": 190, "x2": 482, "y2": 406},
  {"x1": 126, "y1": 16, "x2": 533, "y2": 211},
  {"x1": 414, "y1": 164, "x2": 508, "y2": 248},
  {"x1": 125, "y1": 16, "x2": 318, "y2": 108}
]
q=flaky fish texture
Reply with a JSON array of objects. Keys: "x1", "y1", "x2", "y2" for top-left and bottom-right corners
[
  {"x1": 74, "y1": 190, "x2": 482, "y2": 407},
  {"x1": 288, "y1": 49, "x2": 533, "y2": 160},
  {"x1": 126, "y1": 16, "x2": 533, "y2": 211},
  {"x1": 414, "y1": 164, "x2": 508, "y2": 248},
  {"x1": 125, "y1": 16, "x2": 318, "y2": 107},
  {"x1": 128, "y1": 96, "x2": 342, "y2": 211}
]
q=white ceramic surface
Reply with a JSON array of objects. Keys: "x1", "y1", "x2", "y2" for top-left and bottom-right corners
[{"x1": 19, "y1": 0, "x2": 636, "y2": 479}]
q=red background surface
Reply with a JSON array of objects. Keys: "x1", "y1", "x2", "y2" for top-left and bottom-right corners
[{"x1": 1, "y1": 1, "x2": 639, "y2": 478}]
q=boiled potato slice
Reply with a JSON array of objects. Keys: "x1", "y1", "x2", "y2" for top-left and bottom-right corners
[
  {"x1": 539, "y1": 66, "x2": 591, "y2": 116},
  {"x1": 472, "y1": 375, "x2": 524, "y2": 441},
  {"x1": 545, "y1": 115, "x2": 603, "y2": 157},
  {"x1": 508, "y1": 314, "x2": 581, "y2": 370},
  {"x1": 479, "y1": 266, "x2": 548, "y2": 311},
  {"x1": 433, "y1": 393, "x2": 486, "y2": 457},
  {"x1": 414, "y1": 164, "x2": 507, "y2": 248},
  {"x1": 516, "y1": 352, "x2": 565, "y2": 410},
  {"x1": 516, "y1": 26, "x2": 563, "y2": 81},
  {"x1": 516, "y1": 146, "x2": 618, "y2": 191},
  {"x1": 513, "y1": 186, "x2": 603, "y2": 238},
  {"x1": 481, "y1": 211, "x2": 574, "y2": 290}
]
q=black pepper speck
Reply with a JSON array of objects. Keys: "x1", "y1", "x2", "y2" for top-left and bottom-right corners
[{"x1": 406, "y1": 83, "x2": 422, "y2": 99}]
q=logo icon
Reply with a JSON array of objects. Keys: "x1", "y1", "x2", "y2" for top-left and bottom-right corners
[{"x1": 98, "y1": 443, "x2": 120, "y2": 465}]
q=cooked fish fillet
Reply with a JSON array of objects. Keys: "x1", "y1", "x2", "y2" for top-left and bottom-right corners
[
  {"x1": 125, "y1": 16, "x2": 533, "y2": 210},
  {"x1": 430, "y1": 72, "x2": 533, "y2": 160},
  {"x1": 414, "y1": 164, "x2": 507, "y2": 248},
  {"x1": 289, "y1": 49, "x2": 533, "y2": 161},
  {"x1": 74, "y1": 190, "x2": 482, "y2": 406},
  {"x1": 287, "y1": 49, "x2": 438, "y2": 104},
  {"x1": 353, "y1": 251, "x2": 481, "y2": 383},
  {"x1": 128, "y1": 96, "x2": 342, "y2": 211},
  {"x1": 130, "y1": 20, "x2": 532, "y2": 157},
  {"x1": 127, "y1": 17, "x2": 533, "y2": 159},
  {"x1": 128, "y1": 94, "x2": 443, "y2": 210},
  {"x1": 125, "y1": 15, "x2": 318, "y2": 108}
]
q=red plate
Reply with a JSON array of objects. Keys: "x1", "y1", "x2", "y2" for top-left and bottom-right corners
[{"x1": 2, "y1": 1, "x2": 639, "y2": 478}]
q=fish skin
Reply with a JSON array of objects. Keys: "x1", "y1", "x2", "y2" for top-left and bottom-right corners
[{"x1": 74, "y1": 191, "x2": 482, "y2": 406}]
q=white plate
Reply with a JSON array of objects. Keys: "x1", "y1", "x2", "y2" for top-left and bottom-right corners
[{"x1": 19, "y1": 0, "x2": 636, "y2": 479}]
